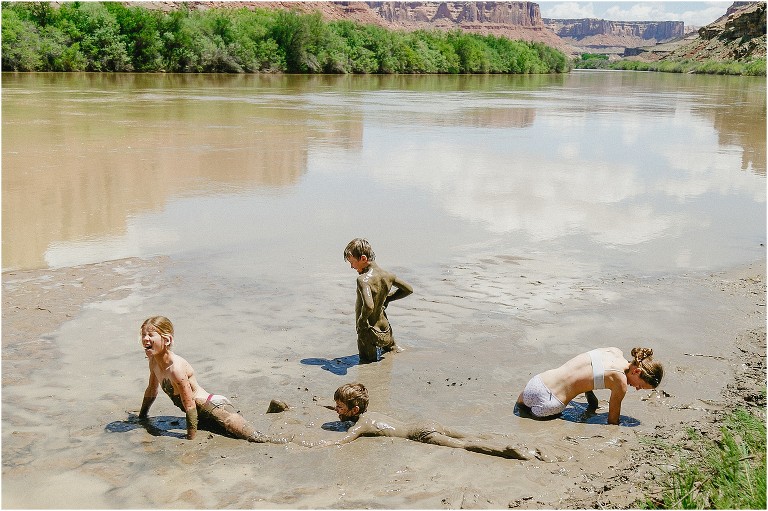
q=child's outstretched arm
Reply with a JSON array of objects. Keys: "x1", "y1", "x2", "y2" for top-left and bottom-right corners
[
  {"x1": 330, "y1": 422, "x2": 365, "y2": 445},
  {"x1": 300, "y1": 422, "x2": 365, "y2": 448},
  {"x1": 139, "y1": 371, "x2": 159, "y2": 419}
]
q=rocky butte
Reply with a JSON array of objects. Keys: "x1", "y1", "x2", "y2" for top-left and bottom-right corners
[
  {"x1": 542, "y1": 18, "x2": 684, "y2": 54},
  {"x1": 367, "y1": 1, "x2": 541, "y2": 27},
  {"x1": 359, "y1": 1, "x2": 569, "y2": 50}
]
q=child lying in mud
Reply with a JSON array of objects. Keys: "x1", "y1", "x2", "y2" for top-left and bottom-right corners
[
  {"x1": 301, "y1": 383, "x2": 547, "y2": 461},
  {"x1": 138, "y1": 316, "x2": 289, "y2": 442},
  {"x1": 516, "y1": 347, "x2": 663, "y2": 425}
]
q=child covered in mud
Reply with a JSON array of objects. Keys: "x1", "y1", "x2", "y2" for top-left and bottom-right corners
[
  {"x1": 343, "y1": 238, "x2": 413, "y2": 364},
  {"x1": 516, "y1": 347, "x2": 663, "y2": 425},
  {"x1": 137, "y1": 316, "x2": 289, "y2": 442},
  {"x1": 301, "y1": 383, "x2": 544, "y2": 460}
]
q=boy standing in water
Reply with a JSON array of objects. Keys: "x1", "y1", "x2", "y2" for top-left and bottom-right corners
[{"x1": 343, "y1": 238, "x2": 413, "y2": 364}]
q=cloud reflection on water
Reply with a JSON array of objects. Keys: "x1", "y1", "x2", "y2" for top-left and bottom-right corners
[{"x1": 3, "y1": 72, "x2": 764, "y2": 274}]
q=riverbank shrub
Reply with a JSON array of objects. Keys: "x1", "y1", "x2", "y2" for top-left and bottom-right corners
[
  {"x1": 1, "y1": 1, "x2": 569, "y2": 74},
  {"x1": 743, "y1": 57, "x2": 767, "y2": 75},
  {"x1": 580, "y1": 53, "x2": 608, "y2": 61},
  {"x1": 572, "y1": 54, "x2": 766, "y2": 76}
]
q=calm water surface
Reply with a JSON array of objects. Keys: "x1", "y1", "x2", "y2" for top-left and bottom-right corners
[{"x1": 3, "y1": 72, "x2": 765, "y2": 276}]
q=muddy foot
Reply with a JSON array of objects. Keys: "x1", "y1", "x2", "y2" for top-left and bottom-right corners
[{"x1": 502, "y1": 446, "x2": 531, "y2": 460}]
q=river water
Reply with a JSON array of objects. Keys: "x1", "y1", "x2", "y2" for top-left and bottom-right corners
[
  {"x1": 3, "y1": 71, "x2": 765, "y2": 276},
  {"x1": 1, "y1": 71, "x2": 766, "y2": 508}
]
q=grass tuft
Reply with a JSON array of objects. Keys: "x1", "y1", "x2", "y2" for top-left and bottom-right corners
[{"x1": 639, "y1": 409, "x2": 766, "y2": 509}]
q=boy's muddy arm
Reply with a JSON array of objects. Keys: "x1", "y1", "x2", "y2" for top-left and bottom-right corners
[
  {"x1": 385, "y1": 276, "x2": 413, "y2": 306},
  {"x1": 333, "y1": 423, "x2": 365, "y2": 445},
  {"x1": 357, "y1": 279, "x2": 375, "y2": 330},
  {"x1": 299, "y1": 423, "x2": 365, "y2": 448}
]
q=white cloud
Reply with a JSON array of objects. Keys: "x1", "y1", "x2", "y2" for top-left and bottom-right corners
[
  {"x1": 604, "y1": 3, "x2": 677, "y2": 22},
  {"x1": 539, "y1": 1, "x2": 732, "y2": 28},
  {"x1": 541, "y1": 2, "x2": 597, "y2": 19},
  {"x1": 680, "y1": 5, "x2": 731, "y2": 27}
]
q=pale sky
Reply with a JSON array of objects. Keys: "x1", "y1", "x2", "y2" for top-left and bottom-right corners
[{"x1": 538, "y1": 1, "x2": 734, "y2": 27}]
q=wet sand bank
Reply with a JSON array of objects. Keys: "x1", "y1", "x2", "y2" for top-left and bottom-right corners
[{"x1": 2, "y1": 255, "x2": 765, "y2": 509}]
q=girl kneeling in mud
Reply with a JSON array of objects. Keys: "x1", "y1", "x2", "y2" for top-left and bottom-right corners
[{"x1": 517, "y1": 347, "x2": 663, "y2": 425}]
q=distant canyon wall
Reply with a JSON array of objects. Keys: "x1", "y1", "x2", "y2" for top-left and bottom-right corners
[
  {"x1": 363, "y1": 1, "x2": 542, "y2": 27},
  {"x1": 543, "y1": 18, "x2": 684, "y2": 43}
]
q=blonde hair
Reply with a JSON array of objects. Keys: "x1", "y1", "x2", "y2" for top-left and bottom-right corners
[
  {"x1": 141, "y1": 316, "x2": 175, "y2": 349},
  {"x1": 343, "y1": 238, "x2": 375, "y2": 262},
  {"x1": 630, "y1": 347, "x2": 663, "y2": 388},
  {"x1": 334, "y1": 383, "x2": 369, "y2": 415}
]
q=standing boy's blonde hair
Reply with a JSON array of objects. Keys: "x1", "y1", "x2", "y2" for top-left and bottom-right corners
[{"x1": 344, "y1": 238, "x2": 375, "y2": 262}]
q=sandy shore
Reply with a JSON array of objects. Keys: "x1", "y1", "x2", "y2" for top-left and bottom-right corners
[{"x1": 2, "y1": 255, "x2": 765, "y2": 509}]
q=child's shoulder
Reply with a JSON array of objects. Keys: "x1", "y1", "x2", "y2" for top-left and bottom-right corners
[
  {"x1": 169, "y1": 352, "x2": 194, "y2": 373},
  {"x1": 356, "y1": 267, "x2": 376, "y2": 281},
  {"x1": 170, "y1": 351, "x2": 188, "y2": 363}
]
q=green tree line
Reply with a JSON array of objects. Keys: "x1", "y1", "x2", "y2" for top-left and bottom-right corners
[
  {"x1": 573, "y1": 53, "x2": 766, "y2": 76},
  {"x1": 2, "y1": 2, "x2": 569, "y2": 74}
]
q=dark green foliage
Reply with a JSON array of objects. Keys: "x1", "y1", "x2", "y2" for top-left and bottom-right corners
[
  {"x1": 56, "y1": 2, "x2": 132, "y2": 71},
  {"x1": 104, "y1": 3, "x2": 164, "y2": 71},
  {"x1": 1, "y1": 1, "x2": 568, "y2": 74},
  {"x1": 2, "y1": 8, "x2": 42, "y2": 70}
]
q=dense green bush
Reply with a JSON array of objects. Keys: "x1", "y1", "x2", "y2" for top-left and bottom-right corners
[{"x1": 1, "y1": 1, "x2": 569, "y2": 74}]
